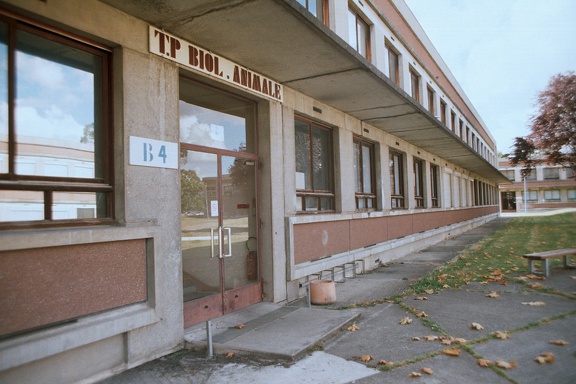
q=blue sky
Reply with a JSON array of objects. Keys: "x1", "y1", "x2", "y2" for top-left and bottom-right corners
[{"x1": 404, "y1": 0, "x2": 576, "y2": 155}]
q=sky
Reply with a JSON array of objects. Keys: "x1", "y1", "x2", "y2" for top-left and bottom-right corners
[{"x1": 403, "y1": 0, "x2": 576, "y2": 155}]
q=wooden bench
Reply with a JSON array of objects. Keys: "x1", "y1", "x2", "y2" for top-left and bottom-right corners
[{"x1": 523, "y1": 248, "x2": 576, "y2": 277}]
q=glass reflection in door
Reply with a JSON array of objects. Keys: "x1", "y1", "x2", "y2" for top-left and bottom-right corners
[{"x1": 180, "y1": 151, "x2": 221, "y2": 302}]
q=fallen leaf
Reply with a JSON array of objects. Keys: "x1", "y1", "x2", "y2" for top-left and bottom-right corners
[
  {"x1": 424, "y1": 335, "x2": 439, "y2": 341},
  {"x1": 526, "y1": 274, "x2": 546, "y2": 280},
  {"x1": 534, "y1": 352, "x2": 554, "y2": 364},
  {"x1": 571, "y1": 276, "x2": 576, "y2": 280},
  {"x1": 442, "y1": 348, "x2": 460, "y2": 357},
  {"x1": 224, "y1": 352, "x2": 235, "y2": 358},
  {"x1": 486, "y1": 292, "x2": 500, "y2": 298},
  {"x1": 441, "y1": 339, "x2": 453, "y2": 346},
  {"x1": 478, "y1": 358, "x2": 493, "y2": 367},
  {"x1": 399, "y1": 317, "x2": 413, "y2": 325},
  {"x1": 531, "y1": 282, "x2": 542, "y2": 289},
  {"x1": 442, "y1": 284, "x2": 451, "y2": 289},
  {"x1": 361, "y1": 354, "x2": 374, "y2": 363},
  {"x1": 347, "y1": 323, "x2": 360, "y2": 332},
  {"x1": 424, "y1": 289, "x2": 435, "y2": 294},
  {"x1": 412, "y1": 337, "x2": 420, "y2": 341},
  {"x1": 409, "y1": 372, "x2": 422, "y2": 378},
  {"x1": 421, "y1": 367, "x2": 433, "y2": 375},
  {"x1": 377, "y1": 359, "x2": 393, "y2": 366},
  {"x1": 451, "y1": 337, "x2": 468, "y2": 344},
  {"x1": 496, "y1": 360, "x2": 517, "y2": 369},
  {"x1": 522, "y1": 301, "x2": 546, "y2": 306},
  {"x1": 415, "y1": 296, "x2": 428, "y2": 301},
  {"x1": 549, "y1": 340, "x2": 569, "y2": 346},
  {"x1": 471, "y1": 322, "x2": 484, "y2": 330},
  {"x1": 233, "y1": 324, "x2": 245, "y2": 329},
  {"x1": 493, "y1": 331, "x2": 510, "y2": 340},
  {"x1": 416, "y1": 311, "x2": 428, "y2": 318}
]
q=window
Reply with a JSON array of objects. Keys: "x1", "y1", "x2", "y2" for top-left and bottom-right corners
[
  {"x1": 353, "y1": 136, "x2": 376, "y2": 210},
  {"x1": 430, "y1": 164, "x2": 440, "y2": 207},
  {"x1": 543, "y1": 167, "x2": 559, "y2": 180},
  {"x1": 410, "y1": 68, "x2": 420, "y2": 102},
  {"x1": 296, "y1": 0, "x2": 328, "y2": 24},
  {"x1": 526, "y1": 190, "x2": 538, "y2": 202},
  {"x1": 566, "y1": 168, "x2": 575, "y2": 180},
  {"x1": 544, "y1": 190, "x2": 560, "y2": 202},
  {"x1": 389, "y1": 150, "x2": 405, "y2": 208},
  {"x1": 525, "y1": 169, "x2": 537, "y2": 181},
  {"x1": 413, "y1": 158, "x2": 425, "y2": 208},
  {"x1": 450, "y1": 111, "x2": 456, "y2": 133},
  {"x1": 386, "y1": 42, "x2": 400, "y2": 86},
  {"x1": 501, "y1": 170, "x2": 515, "y2": 181},
  {"x1": 427, "y1": 87, "x2": 435, "y2": 114},
  {"x1": 440, "y1": 100, "x2": 447, "y2": 126},
  {"x1": 348, "y1": 7, "x2": 370, "y2": 60},
  {"x1": 295, "y1": 116, "x2": 334, "y2": 212},
  {"x1": 0, "y1": 16, "x2": 113, "y2": 228},
  {"x1": 568, "y1": 189, "x2": 576, "y2": 201}
]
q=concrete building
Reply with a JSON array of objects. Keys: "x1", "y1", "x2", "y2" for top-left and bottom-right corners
[
  {"x1": 498, "y1": 158, "x2": 576, "y2": 212},
  {"x1": 0, "y1": 1, "x2": 508, "y2": 382}
]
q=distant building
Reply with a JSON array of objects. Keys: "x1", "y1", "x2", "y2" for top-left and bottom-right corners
[
  {"x1": 498, "y1": 158, "x2": 576, "y2": 211},
  {"x1": 0, "y1": 1, "x2": 508, "y2": 382}
]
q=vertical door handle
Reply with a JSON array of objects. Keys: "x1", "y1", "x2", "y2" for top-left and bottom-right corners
[
  {"x1": 218, "y1": 227, "x2": 224, "y2": 259},
  {"x1": 210, "y1": 228, "x2": 217, "y2": 258},
  {"x1": 222, "y1": 227, "x2": 232, "y2": 257}
]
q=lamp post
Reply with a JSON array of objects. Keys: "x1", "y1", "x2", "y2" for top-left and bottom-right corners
[{"x1": 523, "y1": 175, "x2": 527, "y2": 214}]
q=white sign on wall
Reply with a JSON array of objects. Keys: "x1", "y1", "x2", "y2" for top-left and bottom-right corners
[
  {"x1": 129, "y1": 136, "x2": 178, "y2": 169},
  {"x1": 149, "y1": 26, "x2": 283, "y2": 103}
]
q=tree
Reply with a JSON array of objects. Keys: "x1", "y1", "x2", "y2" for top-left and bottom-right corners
[
  {"x1": 180, "y1": 170, "x2": 206, "y2": 214},
  {"x1": 510, "y1": 71, "x2": 576, "y2": 173}
]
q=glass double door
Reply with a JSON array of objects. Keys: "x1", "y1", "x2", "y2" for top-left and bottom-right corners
[{"x1": 181, "y1": 146, "x2": 260, "y2": 327}]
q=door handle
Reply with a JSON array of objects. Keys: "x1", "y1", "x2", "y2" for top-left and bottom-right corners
[
  {"x1": 210, "y1": 228, "x2": 217, "y2": 258},
  {"x1": 223, "y1": 227, "x2": 232, "y2": 258}
]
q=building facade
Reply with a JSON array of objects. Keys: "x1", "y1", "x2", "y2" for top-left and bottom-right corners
[
  {"x1": 0, "y1": 1, "x2": 508, "y2": 382},
  {"x1": 498, "y1": 159, "x2": 576, "y2": 212}
]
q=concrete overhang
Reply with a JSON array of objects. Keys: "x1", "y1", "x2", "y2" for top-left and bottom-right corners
[{"x1": 101, "y1": 0, "x2": 510, "y2": 184}]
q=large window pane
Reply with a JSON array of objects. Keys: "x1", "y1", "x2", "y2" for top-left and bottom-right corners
[
  {"x1": 295, "y1": 120, "x2": 311, "y2": 190},
  {"x1": 312, "y1": 127, "x2": 330, "y2": 191},
  {"x1": 15, "y1": 29, "x2": 101, "y2": 178},
  {"x1": 0, "y1": 22, "x2": 8, "y2": 174}
]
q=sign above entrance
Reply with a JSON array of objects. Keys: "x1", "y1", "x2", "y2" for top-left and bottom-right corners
[{"x1": 149, "y1": 26, "x2": 283, "y2": 103}]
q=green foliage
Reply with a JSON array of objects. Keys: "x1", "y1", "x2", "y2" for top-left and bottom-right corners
[{"x1": 180, "y1": 170, "x2": 206, "y2": 213}]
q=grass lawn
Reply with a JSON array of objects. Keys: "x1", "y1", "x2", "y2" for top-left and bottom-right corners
[{"x1": 405, "y1": 212, "x2": 576, "y2": 295}]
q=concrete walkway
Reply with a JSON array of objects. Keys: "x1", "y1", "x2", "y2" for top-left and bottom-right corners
[{"x1": 100, "y1": 217, "x2": 576, "y2": 384}]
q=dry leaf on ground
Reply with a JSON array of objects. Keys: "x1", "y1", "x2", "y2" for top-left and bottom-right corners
[
  {"x1": 531, "y1": 282, "x2": 542, "y2": 288},
  {"x1": 486, "y1": 292, "x2": 500, "y2": 298},
  {"x1": 377, "y1": 359, "x2": 393, "y2": 366},
  {"x1": 424, "y1": 335, "x2": 439, "y2": 341},
  {"x1": 451, "y1": 337, "x2": 468, "y2": 344},
  {"x1": 224, "y1": 352, "x2": 235, "y2": 358},
  {"x1": 442, "y1": 348, "x2": 460, "y2": 357},
  {"x1": 522, "y1": 301, "x2": 546, "y2": 306},
  {"x1": 471, "y1": 322, "x2": 484, "y2": 330},
  {"x1": 534, "y1": 352, "x2": 555, "y2": 364},
  {"x1": 361, "y1": 354, "x2": 374, "y2": 363},
  {"x1": 478, "y1": 359, "x2": 493, "y2": 367},
  {"x1": 493, "y1": 331, "x2": 510, "y2": 340},
  {"x1": 424, "y1": 289, "x2": 435, "y2": 294},
  {"x1": 399, "y1": 317, "x2": 413, "y2": 325},
  {"x1": 347, "y1": 323, "x2": 360, "y2": 332},
  {"x1": 409, "y1": 372, "x2": 422, "y2": 378},
  {"x1": 496, "y1": 360, "x2": 517, "y2": 369},
  {"x1": 526, "y1": 274, "x2": 546, "y2": 280},
  {"x1": 233, "y1": 324, "x2": 245, "y2": 329},
  {"x1": 549, "y1": 340, "x2": 569, "y2": 346},
  {"x1": 412, "y1": 337, "x2": 420, "y2": 341},
  {"x1": 416, "y1": 311, "x2": 428, "y2": 318},
  {"x1": 421, "y1": 367, "x2": 433, "y2": 375},
  {"x1": 415, "y1": 296, "x2": 428, "y2": 301}
]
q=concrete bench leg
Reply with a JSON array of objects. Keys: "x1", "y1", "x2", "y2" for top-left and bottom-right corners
[
  {"x1": 528, "y1": 259, "x2": 549, "y2": 277},
  {"x1": 564, "y1": 256, "x2": 576, "y2": 269}
]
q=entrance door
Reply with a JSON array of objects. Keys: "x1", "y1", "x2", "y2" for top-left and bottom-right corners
[
  {"x1": 179, "y1": 76, "x2": 261, "y2": 327},
  {"x1": 181, "y1": 148, "x2": 260, "y2": 326}
]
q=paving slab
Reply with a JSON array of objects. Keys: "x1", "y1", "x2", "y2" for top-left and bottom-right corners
[
  {"x1": 401, "y1": 287, "x2": 576, "y2": 342},
  {"x1": 186, "y1": 305, "x2": 360, "y2": 360},
  {"x1": 352, "y1": 351, "x2": 509, "y2": 384},
  {"x1": 323, "y1": 303, "x2": 446, "y2": 363},
  {"x1": 473, "y1": 315, "x2": 576, "y2": 384}
]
